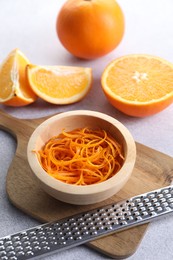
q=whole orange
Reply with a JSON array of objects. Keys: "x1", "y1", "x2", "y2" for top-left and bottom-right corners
[{"x1": 56, "y1": 0, "x2": 125, "y2": 59}]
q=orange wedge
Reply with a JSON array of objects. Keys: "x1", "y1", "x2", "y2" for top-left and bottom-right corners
[
  {"x1": 101, "y1": 54, "x2": 173, "y2": 117},
  {"x1": 0, "y1": 49, "x2": 37, "y2": 106},
  {"x1": 27, "y1": 65, "x2": 92, "y2": 104}
]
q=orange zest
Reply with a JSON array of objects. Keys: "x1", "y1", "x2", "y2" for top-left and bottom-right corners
[
  {"x1": 36, "y1": 127, "x2": 124, "y2": 185},
  {"x1": 0, "y1": 49, "x2": 37, "y2": 106},
  {"x1": 101, "y1": 54, "x2": 173, "y2": 117}
]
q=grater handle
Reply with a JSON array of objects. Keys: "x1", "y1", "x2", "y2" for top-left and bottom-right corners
[{"x1": 0, "y1": 185, "x2": 173, "y2": 260}]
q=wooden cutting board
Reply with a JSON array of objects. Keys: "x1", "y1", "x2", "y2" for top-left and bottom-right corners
[{"x1": 0, "y1": 109, "x2": 173, "y2": 259}]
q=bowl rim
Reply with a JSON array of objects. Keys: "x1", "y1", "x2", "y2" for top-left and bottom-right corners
[{"x1": 27, "y1": 110, "x2": 136, "y2": 195}]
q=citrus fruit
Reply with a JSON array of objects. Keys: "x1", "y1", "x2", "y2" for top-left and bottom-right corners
[
  {"x1": 101, "y1": 54, "x2": 173, "y2": 117},
  {"x1": 27, "y1": 65, "x2": 92, "y2": 104},
  {"x1": 0, "y1": 49, "x2": 37, "y2": 106},
  {"x1": 56, "y1": 0, "x2": 125, "y2": 59}
]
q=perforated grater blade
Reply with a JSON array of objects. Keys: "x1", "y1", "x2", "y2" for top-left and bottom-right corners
[{"x1": 1, "y1": 185, "x2": 173, "y2": 260}]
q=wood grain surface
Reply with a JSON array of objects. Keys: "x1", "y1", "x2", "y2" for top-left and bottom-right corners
[{"x1": 0, "y1": 109, "x2": 173, "y2": 259}]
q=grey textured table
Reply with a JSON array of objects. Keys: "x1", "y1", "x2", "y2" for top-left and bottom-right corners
[{"x1": 0, "y1": 0, "x2": 173, "y2": 259}]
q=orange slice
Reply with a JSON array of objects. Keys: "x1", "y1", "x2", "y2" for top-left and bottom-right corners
[
  {"x1": 0, "y1": 49, "x2": 37, "y2": 106},
  {"x1": 27, "y1": 65, "x2": 92, "y2": 104},
  {"x1": 101, "y1": 54, "x2": 173, "y2": 117}
]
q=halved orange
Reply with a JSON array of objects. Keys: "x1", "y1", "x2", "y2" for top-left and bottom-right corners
[
  {"x1": 0, "y1": 49, "x2": 37, "y2": 106},
  {"x1": 101, "y1": 54, "x2": 173, "y2": 117},
  {"x1": 27, "y1": 65, "x2": 92, "y2": 104}
]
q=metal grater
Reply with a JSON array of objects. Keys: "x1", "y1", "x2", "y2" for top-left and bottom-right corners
[{"x1": 0, "y1": 185, "x2": 173, "y2": 260}]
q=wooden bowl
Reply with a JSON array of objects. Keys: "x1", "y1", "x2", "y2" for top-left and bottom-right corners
[{"x1": 27, "y1": 110, "x2": 136, "y2": 205}]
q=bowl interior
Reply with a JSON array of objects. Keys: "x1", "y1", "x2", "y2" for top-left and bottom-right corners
[{"x1": 34, "y1": 114, "x2": 128, "y2": 158}]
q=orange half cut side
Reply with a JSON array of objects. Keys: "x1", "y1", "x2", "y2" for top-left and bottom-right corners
[{"x1": 101, "y1": 54, "x2": 173, "y2": 117}]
